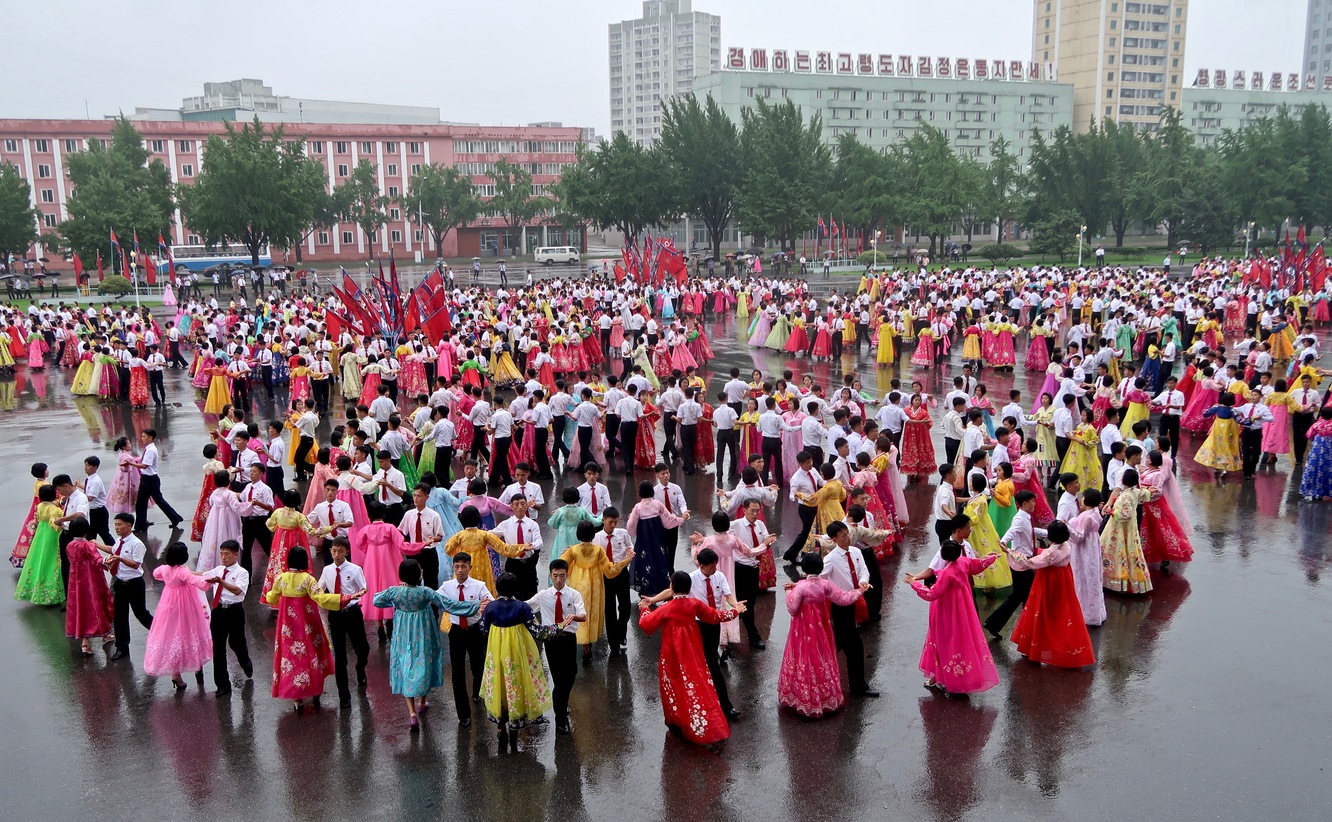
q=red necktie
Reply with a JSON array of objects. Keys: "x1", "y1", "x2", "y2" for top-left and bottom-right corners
[
  {"x1": 554, "y1": 590, "x2": 564, "y2": 623},
  {"x1": 662, "y1": 488, "x2": 672, "y2": 514},
  {"x1": 211, "y1": 569, "x2": 226, "y2": 608},
  {"x1": 415, "y1": 514, "x2": 422, "y2": 542},
  {"x1": 590, "y1": 490, "x2": 598, "y2": 515},
  {"x1": 705, "y1": 576, "x2": 717, "y2": 608},
  {"x1": 109, "y1": 538, "x2": 124, "y2": 576},
  {"x1": 604, "y1": 534, "x2": 614, "y2": 562},
  {"x1": 334, "y1": 566, "x2": 342, "y2": 594},
  {"x1": 846, "y1": 551, "x2": 860, "y2": 588},
  {"x1": 750, "y1": 522, "x2": 760, "y2": 551},
  {"x1": 457, "y1": 582, "x2": 469, "y2": 629},
  {"x1": 380, "y1": 473, "x2": 388, "y2": 502}
]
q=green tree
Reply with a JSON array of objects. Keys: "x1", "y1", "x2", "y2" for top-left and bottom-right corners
[
  {"x1": 558, "y1": 132, "x2": 678, "y2": 247},
  {"x1": 736, "y1": 98, "x2": 832, "y2": 251},
  {"x1": 893, "y1": 125, "x2": 972, "y2": 257},
  {"x1": 0, "y1": 162, "x2": 38, "y2": 262},
  {"x1": 1293, "y1": 104, "x2": 1332, "y2": 232},
  {"x1": 1025, "y1": 123, "x2": 1114, "y2": 244},
  {"x1": 177, "y1": 118, "x2": 326, "y2": 266},
  {"x1": 336, "y1": 159, "x2": 389, "y2": 255},
  {"x1": 295, "y1": 187, "x2": 349, "y2": 263},
  {"x1": 1218, "y1": 117, "x2": 1303, "y2": 236},
  {"x1": 830, "y1": 133, "x2": 902, "y2": 246},
  {"x1": 982, "y1": 136, "x2": 1025, "y2": 242},
  {"x1": 1131, "y1": 109, "x2": 1201, "y2": 249},
  {"x1": 1029, "y1": 209, "x2": 1083, "y2": 262},
  {"x1": 490, "y1": 158, "x2": 549, "y2": 255},
  {"x1": 400, "y1": 162, "x2": 481, "y2": 259},
  {"x1": 59, "y1": 116, "x2": 174, "y2": 265},
  {"x1": 659, "y1": 94, "x2": 743, "y2": 259},
  {"x1": 543, "y1": 176, "x2": 588, "y2": 250},
  {"x1": 1177, "y1": 155, "x2": 1237, "y2": 256}
]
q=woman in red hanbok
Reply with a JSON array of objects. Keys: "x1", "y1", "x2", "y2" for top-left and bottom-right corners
[
  {"x1": 1180, "y1": 369, "x2": 1222, "y2": 435},
  {"x1": 64, "y1": 525, "x2": 114, "y2": 654},
  {"x1": 190, "y1": 444, "x2": 226, "y2": 541},
  {"x1": 128, "y1": 356, "x2": 150, "y2": 409},
  {"x1": 907, "y1": 543, "x2": 1001, "y2": 694},
  {"x1": 1006, "y1": 521, "x2": 1095, "y2": 668},
  {"x1": 687, "y1": 322, "x2": 714, "y2": 365},
  {"x1": 400, "y1": 347, "x2": 429, "y2": 398},
  {"x1": 694, "y1": 403, "x2": 716, "y2": 466},
  {"x1": 262, "y1": 491, "x2": 326, "y2": 608},
  {"x1": 1011, "y1": 443, "x2": 1056, "y2": 527},
  {"x1": 638, "y1": 573, "x2": 738, "y2": 744},
  {"x1": 1140, "y1": 452, "x2": 1194, "y2": 564},
  {"x1": 778, "y1": 554, "x2": 868, "y2": 717},
  {"x1": 580, "y1": 327, "x2": 604, "y2": 367},
  {"x1": 635, "y1": 397, "x2": 661, "y2": 470},
  {"x1": 10, "y1": 464, "x2": 47, "y2": 569},
  {"x1": 898, "y1": 395, "x2": 936, "y2": 477},
  {"x1": 264, "y1": 546, "x2": 347, "y2": 711},
  {"x1": 652, "y1": 340, "x2": 673, "y2": 378},
  {"x1": 810, "y1": 318, "x2": 834, "y2": 359},
  {"x1": 852, "y1": 457, "x2": 898, "y2": 557}
]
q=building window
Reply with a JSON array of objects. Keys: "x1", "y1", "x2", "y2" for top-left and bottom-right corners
[
  {"x1": 414, "y1": 230, "x2": 423, "y2": 242},
  {"x1": 63, "y1": 139, "x2": 79, "y2": 153},
  {"x1": 1108, "y1": 72, "x2": 1115, "y2": 81},
  {"x1": 390, "y1": 230, "x2": 402, "y2": 243},
  {"x1": 389, "y1": 208, "x2": 400, "y2": 221},
  {"x1": 178, "y1": 140, "x2": 192, "y2": 152},
  {"x1": 408, "y1": 142, "x2": 422, "y2": 153},
  {"x1": 2, "y1": 139, "x2": 16, "y2": 152},
  {"x1": 150, "y1": 140, "x2": 165, "y2": 153},
  {"x1": 387, "y1": 164, "x2": 398, "y2": 176},
  {"x1": 337, "y1": 164, "x2": 349, "y2": 176},
  {"x1": 335, "y1": 142, "x2": 349, "y2": 154},
  {"x1": 1110, "y1": 20, "x2": 1116, "y2": 28},
  {"x1": 342, "y1": 231, "x2": 354, "y2": 244},
  {"x1": 34, "y1": 139, "x2": 49, "y2": 152},
  {"x1": 410, "y1": 163, "x2": 421, "y2": 175},
  {"x1": 385, "y1": 142, "x2": 398, "y2": 153},
  {"x1": 388, "y1": 185, "x2": 400, "y2": 197},
  {"x1": 181, "y1": 164, "x2": 194, "y2": 177},
  {"x1": 310, "y1": 141, "x2": 324, "y2": 153},
  {"x1": 1108, "y1": 89, "x2": 1115, "y2": 97},
  {"x1": 360, "y1": 142, "x2": 373, "y2": 154},
  {"x1": 318, "y1": 231, "x2": 330, "y2": 245},
  {"x1": 37, "y1": 164, "x2": 51, "y2": 178},
  {"x1": 43, "y1": 214, "x2": 57, "y2": 228},
  {"x1": 40, "y1": 189, "x2": 54, "y2": 203}
]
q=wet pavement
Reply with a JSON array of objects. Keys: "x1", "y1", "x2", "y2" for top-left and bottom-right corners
[{"x1": 2, "y1": 314, "x2": 1331, "y2": 821}]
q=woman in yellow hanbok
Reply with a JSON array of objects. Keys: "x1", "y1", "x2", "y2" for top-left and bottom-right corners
[
  {"x1": 867, "y1": 276, "x2": 882, "y2": 303},
  {"x1": 966, "y1": 482, "x2": 1013, "y2": 593},
  {"x1": 736, "y1": 289, "x2": 750, "y2": 320},
  {"x1": 900, "y1": 307, "x2": 916, "y2": 342},
  {"x1": 875, "y1": 317, "x2": 897, "y2": 366},
  {"x1": 202, "y1": 358, "x2": 232, "y2": 415},
  {"x1": 1267, "y1": 320, "x2": 1295, "y2": 361},
  {"x1": 70, "y1": 343, "x2": 95, "y2": 395},
  {"x1": 490, "y1": 341, "x2": 524, "y2": 385},
  {"x1": 442, "y1": 507, "x2": 527, "y2": 595},
  {"x1": 340, "y1": 347, "x2": 366, "y2": 400},
  {"x1": 479, "y1": 573, "x2": 553, "y2": 747},
  {"x1": 1194, "y1": 394, "x2": 1242, "y2": 474},
  {"x1": 1099, "y1": 481, "x2": 1156, "y2": 594},
  {"x1": 798, "y1": 465, "x2": 846, "y2": 552},
  {"x1": 560, "y1": 528, "x2": 634, "y2": 650},
  {"x1": 1060, "y1": 410, "x2": 1104, "y2": 492}
]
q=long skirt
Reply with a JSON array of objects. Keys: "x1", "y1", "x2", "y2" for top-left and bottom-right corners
[
  {"x1": 631, "y1": 516, "x2": 673, "y2": 595},
  {"x1": 1010, "y1": 564, "x2": 1095, "y2": 668},
  {"x1": 271, "y1": 597, "x2": 334, "y2": 700}
]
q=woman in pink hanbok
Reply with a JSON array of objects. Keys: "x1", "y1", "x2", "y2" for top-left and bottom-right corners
[
  {"x1": 668, "y1": 330, "x2": 697, "y2": 373},
  {"x1": 436, "y1": 336, "x2": 458, "y2": 383},
  {"x1": 608, "y1": 315, "x2": 625, "y2": 350},
  {"x1": 777, "y1": 553, "x2": 869, "y2": 717},
  {"x1": 143, "y1": 542, "x2": 213, "y2": 691},
  {"x1": 1179, "y1": 368, "x2": 1222, "y2": 435},
  {"x1": 400, "y1": 347, "x2": 429, "y2": 398},
  {"x1": 907, "y1": 542, "x2": 1001, "y2": 694},
  {"x1": 1011, "y1": 442, "x2": 1056, "y2": 527},
  {"x1": 10, "y1": 463, "x2": 48, "y2": 568},
  {"x1": 651, "y1": 339, "x2": 673, "y2": 378},
  {"x1": 687, "y1": 322, "x2": 714, "y2": 365},
  {"x1": 25, "y1": 332, "x2": 48, "y2": 370},
  {"x1": 196, "y1": 471, "x2": 244, "y2": 571},
  {"x1": 852, "y1": 455, "x2": 898, "y2": 558},
  {"x1": 107, "y1": 438, "x2": 141, "y2": 515},
  {"x1": 1066, "y1": 491, "x2": 1106, "y2": 626}
]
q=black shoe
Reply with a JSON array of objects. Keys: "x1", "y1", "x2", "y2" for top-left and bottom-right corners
[
  {"x1": 169, "y1": 519, "x2": 183, "y2": 529},
  {"x1": 311, "y1": 696, "x2": 321, "y2": 709},
  {"x1": 852, "y1": 686, "x2": 880, "y2": 697},
  {"x1": 726, "y1": 707, "x2": 742, "y2": 719},
  {"x1": 459, "y1": 717, "x2": 472, "y2": 728},
  {"x1": 750, "y1": 638, "x2": 766, "y2": 650},
  {"x1": 357, "y1": 672, "x2": 367, "y2": 688},
  {"x1": 339, "y1": 697, "x2": 352, "y2": 709},
  {"x1": 139, "y1": 521, "x2": 156, "y2": 529},
  {"x1": 498, "y1": 728, "x2": 509, "y2": 753},
  {"x1": 472, "y1": 694, "x2": 482, "y2": 703},
  {"x1": 556, "y1": 721, "x2": 572, "y2": 735},
  {"x1": 215, "y1": 687, "x2": 232, "y2": 698},
  {"x1": 109, "y1": 649, "x2": 127, "y2": 661},
  {"x1": 985, "y1": 626, "x2": 1004, "y2": 642},
  {"x1": 242, "y1": 663, "x2": 253, "y2": 679}
]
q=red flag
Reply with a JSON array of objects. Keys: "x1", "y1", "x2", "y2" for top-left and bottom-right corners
[
  {"x1": 613, "y1": 262, "x2": 626, "y2": 283},
  {"x1": 97, "y1": 250, "x2": 104, "y2": 282},
  {"x1": 109, "y1": 229, "x2": 120, "y2": 248},
  {"x1": 1310, "y1": 245, "x2": 1327, "y2": 291},
  {"x1": 1297, "y1": 224, "x2": 1307, "y2": 251},
  {"x1": 830, "y1": 218, "x2": 840, "y2": 238},
  {"x1": 73, "y1": 254, "x2": 83, "y2": 277},
  {"x1": 144, "y1": 254, "x2": 157, "y2": 286},
  {"x1": 404, "y1": 292, "x2": 421, "y2": 333},
  {"x1": 121, "y1": 247, "x2": 131, "y2": 281}
]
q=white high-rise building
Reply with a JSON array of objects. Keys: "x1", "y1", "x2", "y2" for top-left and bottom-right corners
[
  {"x1": 608, "y1": 0, "x2": 720, "y2": 145},
  {"x1": 1304, "y1": 0, "x2": 1332, "y2": 75}
]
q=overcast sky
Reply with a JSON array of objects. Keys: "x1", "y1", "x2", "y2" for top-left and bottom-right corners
[{"x1": 1, "y1": 0, "x2": 1307, "y2": 134}]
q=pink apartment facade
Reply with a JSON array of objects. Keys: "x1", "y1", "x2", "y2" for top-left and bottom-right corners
[{"x1": 0, "y1": 119, "x2": 587, "y2": 264}]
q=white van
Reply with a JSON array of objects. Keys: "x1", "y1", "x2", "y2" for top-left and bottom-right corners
[{"x1": 534, "y1": 246, "x2": 581, "y2": 265}]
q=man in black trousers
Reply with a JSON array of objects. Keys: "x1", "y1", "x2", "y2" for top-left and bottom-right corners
[
  {"x1": 443, "y1": 552, "x2": 488, "y2": 727},
  {"x1": 782, "y1": 452, "x2": 821, "y2": 564},
  {"x1": 983, "y1": 491, "x2": 1044, "y2": 640},
  {"x1": 319, "y1": 537, "x2": 369, "y2": 708},
  {"x1": 530, "y1": 557, "x2": 585, "y2": 734},
  {"x1": 204, "y1": 541, "x2": 253, "y2": 696}
]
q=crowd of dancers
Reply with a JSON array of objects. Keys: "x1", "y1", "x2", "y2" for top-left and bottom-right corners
[{"x1": 7, "y1": 253, "x2": 1332, "y2": 748}]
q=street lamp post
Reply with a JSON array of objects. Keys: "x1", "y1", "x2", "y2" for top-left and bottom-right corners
[
  {"x1": 1244, "y1": 221, "x2": 1256, "y2": 258},
  {"x1": 1077, "y1": 225, "x2": 1087, "y2": 267}
]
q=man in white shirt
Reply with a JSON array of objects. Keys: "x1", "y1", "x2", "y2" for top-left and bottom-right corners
[
  {"x1": 308, "y1": 480, "x2": 356, "y2": 565},
  {"x1": 132, "y1": 429, "x2": 182, "y2": 530},
  {"x1": 658, "y1": 379, "x2": 685, "y2": 464},
  {"x1": 317, "y1": 537, "x2": 369, "y2": 708},
  {"x1": 712, "y1": 392, "x2": 740, "y2": 480},
  {"x1": 676, "y1": 387, "x2": 704, "y2": 475},
  {"x1": 1152, "y1": 375, "x2": 1185, "y2": 458},
  {"x1": 614, "y1": 386, "x2": 643, "y2": 476},
  {"x1": 400, "y1": 485, "x2": 445, "y2": 589},
  {"x1": 783, "y1": 453, "x2": 824, "y2": 564},
  {"x1": 733, "y1": 499, "x2": 776, "y2": 648},
  {"x1": 441, "y1": 553, "x2": 493, "y2": 726},
  {"x1": 492, "y1": 495, "x2": 543, "y2": 599},
  {"x1": 592, "y1": 509, "x2": 635, "y2": 654},
  {"x1": 722, "y1": 368, "x2": 750, "y2": 416},
  {"x1": 817, "y1": 521, "x2": 877, "y2": 696},
  {"x1": 577, "y1": 464, "x2": 612, "y2": 516},
  {"x1": 236, "y1": 464, "x2": 275, "y2": 573},
  {"x1": 1235, "y1": 393, "x2": 1274, "y2": 479},
  {"x1": 371, "y1": 450, "x2": 408, "y2": 525},
  {"x1": 499, "y1": 463, "x2": 545, "y2": 513},
  {"x1": 1051, "y1": 394, "x2": 1077, "y2": 486},
  {"x1": 983, "y1": 491, "x2": 1048, "y2": 639},
  {"x1": 82, "y1": 455, "x2": 113, "y2": 544},
  {"x1": 203, "y1": 541, "x2": 252, "y2": 695},
  {"x1": 526, "y1": 557, "x2": 587, "y2": 733},
  {"x1": 1291, "y1": 374, "x2": 1321, "y2": 464},
  {"x1": 96, "y1": 513, "x2": 154, "y2": 660}
]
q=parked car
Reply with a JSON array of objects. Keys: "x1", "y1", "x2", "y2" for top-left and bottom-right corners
[{"x1": 534, "y1": 246, "x2": 581, "y2": 265}]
